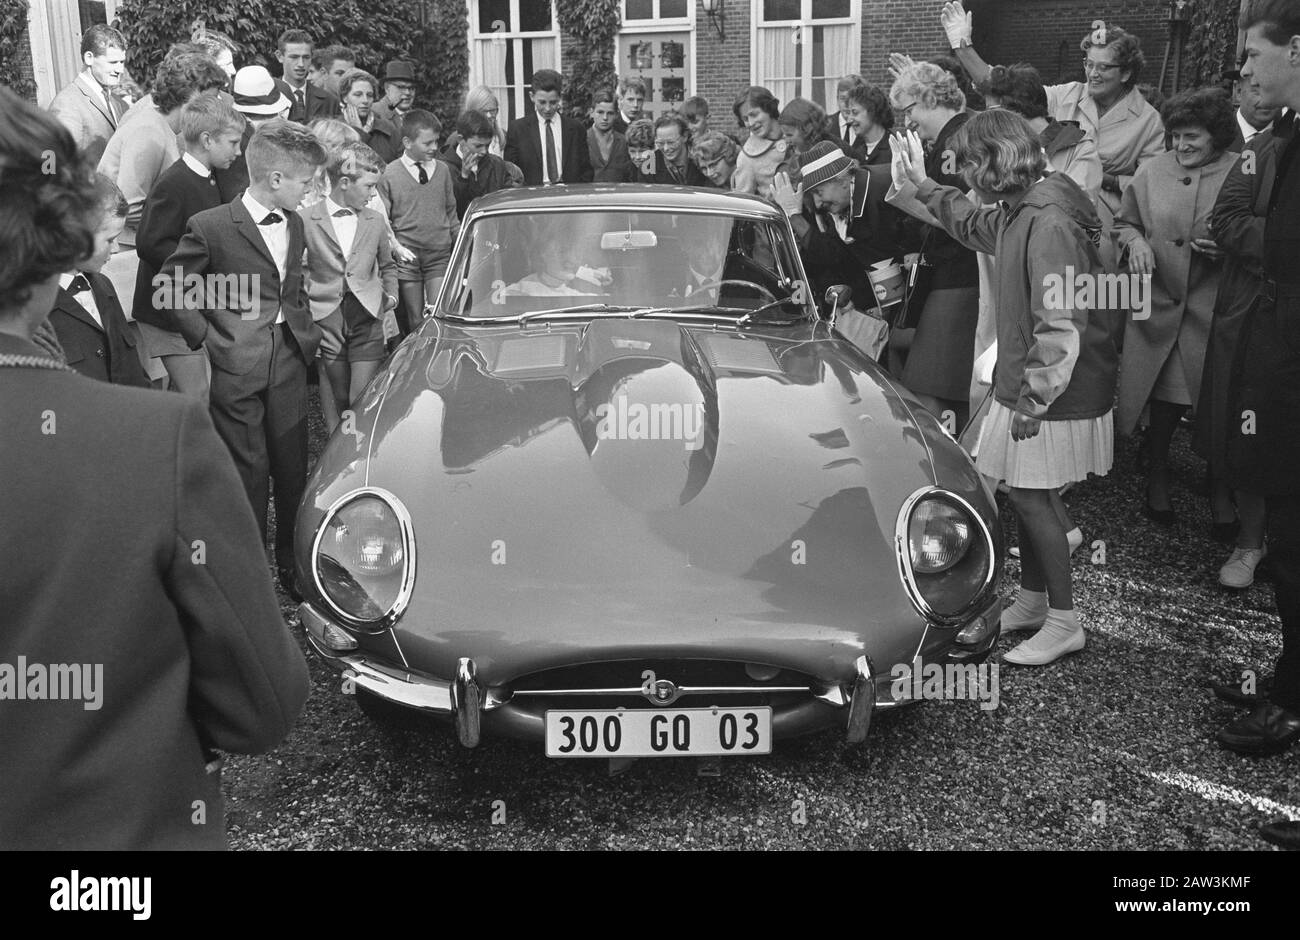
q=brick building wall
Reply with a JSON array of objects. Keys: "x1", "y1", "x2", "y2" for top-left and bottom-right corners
[{"x1": 560, "y1": 0, "x2": 1190, "y2": 121}]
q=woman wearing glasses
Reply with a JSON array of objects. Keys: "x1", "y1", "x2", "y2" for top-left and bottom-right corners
[{"x1": 941, "y1": 5, "x2": 1164, "y2": 267}]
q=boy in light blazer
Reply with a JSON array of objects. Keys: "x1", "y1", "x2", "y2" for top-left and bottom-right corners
[
  {"x1": 303, "y1": 141, "x2": 398, "y2": 430},
  {"x1": 162, "y1": 119, "x2": 326, "y2": 601}
]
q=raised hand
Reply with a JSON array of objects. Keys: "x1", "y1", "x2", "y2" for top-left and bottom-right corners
[
  {"x1": 941, "y1": 1, "x2": 973, "y2": 49},
  {"x1": 890, "y1": 129, "x2": 928, "y2": 188},
  {"x1": 770, "y1": 171, "x2": 804, "y2": 217},
  {"x1": 887, "y1": 52, "x2": 917, "y2": 82}
]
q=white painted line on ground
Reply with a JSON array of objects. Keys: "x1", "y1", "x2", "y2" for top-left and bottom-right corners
[{"x1": 1143, "y1": 767, "x2": 1300, "y2": 820}]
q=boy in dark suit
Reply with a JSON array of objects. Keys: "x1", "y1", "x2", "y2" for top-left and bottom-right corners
[
  {"x1": 303, "y1": 141, "x2": 398, "y2": 430},
  {"x1": 504, "y1": 69, "x2": 593, "y2": 186},
  {"x1": 49, "y1": 175, "x2": 150, "y2": 388},
  {"x1": 162, "y1": 119, "x2": 326, "y2": 600},
  {"x1": 134, "y1": 92, "x2": 246, "y2": 399}
]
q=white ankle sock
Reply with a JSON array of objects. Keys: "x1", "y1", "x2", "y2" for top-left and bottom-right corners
[
  {"x1": 1019, "y1": 608, "x2": 1081, "y2": 652},
  {"x1": 1003, "y1": 589, "x2": 1048, "y2": 629}
]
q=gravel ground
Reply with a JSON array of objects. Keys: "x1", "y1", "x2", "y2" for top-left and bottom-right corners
[{"x1": 225, "y1": 392, "x2": 1298, "y2": 850}]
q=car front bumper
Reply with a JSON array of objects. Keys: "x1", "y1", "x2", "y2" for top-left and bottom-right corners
[{"x1": 300, "y1": 595, "x2": 1002, "y2": 748}]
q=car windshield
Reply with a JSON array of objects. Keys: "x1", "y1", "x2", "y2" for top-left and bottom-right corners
[{"x1": 437, "y1": 209, "x2": 813, "y2": 321}]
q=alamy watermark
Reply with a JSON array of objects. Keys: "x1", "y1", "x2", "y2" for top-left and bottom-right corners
[
  {"x1": 594, "y1": 394, "x2": 706, "y2": 451},
  {"x1": 0, "y1": 657, "x2": 103, "y2": 710},
  {"x1": 151, "y1": 268, "x2": 263, "y2": 320},
  {"x1": 889, "y1": 656, "x2": 1000, "y2": 711},
  {"x1": 1042, "y1": 265, "x2": 1152, "y2": 321}
]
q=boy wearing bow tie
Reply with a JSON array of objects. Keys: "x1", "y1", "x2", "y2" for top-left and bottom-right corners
[
  {"x1": 48, "y1": 175, "x2": 150, "y2": 388},
  {"x1": 303, "y1": 141, "x2": 398, "y2": 430},
  {"x1": 162, "y1": 119, "x2": 326, "y2": 600}
]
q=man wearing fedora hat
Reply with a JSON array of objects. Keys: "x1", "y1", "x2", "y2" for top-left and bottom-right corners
[
  {"x1": 215, "y1": 66, "x2": 292, "y2": 203},
  {"x1": 373, "y1": 61, "x2": 417, "y2": 127},
  {"x1": 771, "y1": 140, "x2": 909, "y2": 315}
]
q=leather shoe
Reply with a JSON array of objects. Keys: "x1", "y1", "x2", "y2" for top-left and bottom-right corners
[
  {"x1": 1211, "y1": 674, "x2": 1273, "y2": 708},
  {"x1": 1260, "y1": 819, "x2": 1300, "y2": 850},
  {"x1": 1216, "y1": 702, "x2": 1300, "y2": 755},
  {"x1": 277, "y1": 566, "x2": 303, "y2": 604},
  {"x1": 1143, "y1": 502, "x2": 1176, "y2": 526}
]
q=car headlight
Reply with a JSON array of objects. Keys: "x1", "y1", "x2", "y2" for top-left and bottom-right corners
[
  {"x1": 908, "y1": 499, "x2": 971, "y2": 573},
  {"x1": 312, "y1": 488, "x2": 415, "y2": 629},
  {"x1": 897, "y1": 488, "x2": 995, "y2": 623}
]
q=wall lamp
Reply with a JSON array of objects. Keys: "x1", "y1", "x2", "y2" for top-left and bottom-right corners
[{"x1": 701, "y1": 0, "x2": 725, "y2": 41}]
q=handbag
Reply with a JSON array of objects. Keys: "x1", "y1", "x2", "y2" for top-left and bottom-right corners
[
  {"x1": 835, "y1": 306, "x2": 890, "y2": 362},
  {"x1": 892, "y1": 247, "x2": 936, "y2": 331}
]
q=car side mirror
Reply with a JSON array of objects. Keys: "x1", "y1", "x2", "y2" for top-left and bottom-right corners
[{"x1": 825, "y1": 284, "x2": 852, "y2": 322}]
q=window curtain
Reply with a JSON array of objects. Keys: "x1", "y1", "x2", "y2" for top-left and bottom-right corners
[
  {"x1": 756, "y1": 26, "x2": 800, "y2": 105},
  {"x1": 818, "y1": 24, "x2": 854, "y2": 109},
  {"x1": 476, "y1": 38, "x2": 509, "y2": 113}
]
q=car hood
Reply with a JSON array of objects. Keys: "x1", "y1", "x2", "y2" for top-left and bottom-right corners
[{"x1": 301, "y1": 317, "x2": 993, "y2": 683}]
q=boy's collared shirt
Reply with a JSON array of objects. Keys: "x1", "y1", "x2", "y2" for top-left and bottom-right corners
[
  {"x1": 182, "y1": 151, "x2": 213, "y2": 179},
  {"x1": 536, "y1": 112, "x2": 564, "y2": 183},
  {"x1": 59, "y1": 272, "x2": 102, "y2": 328},
  {"x1": 325, "y1": 195, "x2": 358, "y2": 259},
  {"x1": 241, "y1": 190, "x2": 287, "y2": 323},
  {"x1": 400, "y1": 152, "x2": 438, "y2": 184}
]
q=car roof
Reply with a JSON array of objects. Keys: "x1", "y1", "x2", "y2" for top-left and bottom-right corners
[{"x1": 466, "y1": 183, "x2": 786, "y2": 219}]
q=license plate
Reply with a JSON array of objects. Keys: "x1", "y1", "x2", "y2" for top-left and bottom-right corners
[{"x1": 544, "y1": 707, "x2": 772, "y2": 758}]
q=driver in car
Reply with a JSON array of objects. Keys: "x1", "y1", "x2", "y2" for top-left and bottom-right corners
[{"x1": 505, "y1": 233, "x2": 613, "y2": 298}]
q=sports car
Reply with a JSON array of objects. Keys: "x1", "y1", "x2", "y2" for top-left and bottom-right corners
[{"x1": 294, "y1": 185, "x2": 1003, "y2": 760}]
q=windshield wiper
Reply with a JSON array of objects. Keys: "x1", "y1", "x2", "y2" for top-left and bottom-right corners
[
  {"x1": 434, "y1": 305, "x2": 645, "y2": 326},
  {"x1": 629, "y1": 300, "x2": 807, "y2": 325},
  {"x1": 518, "y1": 304, "x2": 645, "y2": 325}
]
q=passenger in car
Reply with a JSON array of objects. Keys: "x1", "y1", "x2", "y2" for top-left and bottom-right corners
[{"x1": 505, "y1": 237, "x2": 612, "y2": 298}]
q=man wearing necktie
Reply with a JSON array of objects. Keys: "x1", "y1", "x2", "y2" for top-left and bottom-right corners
[
  {"x1": 273, "y1": 28, "x2": 341, "y2": 125},
  {"x1": 48, "y1": 25, "x2": 129, "y2": 166},
  {"x1": 504, "y1": 69, "x2": 593, "y2": 186}
]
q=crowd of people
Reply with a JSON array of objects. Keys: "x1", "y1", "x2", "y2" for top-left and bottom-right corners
[{"x1": 1, "y1": 0, "x2": 1298, "y2": 849}]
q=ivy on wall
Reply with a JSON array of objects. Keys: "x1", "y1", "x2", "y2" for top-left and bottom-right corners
[
  {"x1": 1183, "y1": 0, "x2": 1242, "y2": 89},
  {"x1": 115, "y1": 0, "x2": 468, "y2": 128},
  {"x1": 0, "y1": 0, "x2": 36, "y2": 99},
  {"x1": 556, "y1": 0, "x2": 620, "y2": 119}
]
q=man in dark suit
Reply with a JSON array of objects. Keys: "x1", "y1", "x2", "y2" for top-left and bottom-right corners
[
  {"x1": 275, "y1": 28, "x2": 340, "y2": 124},
  {"x1": 1216, "y1": 6, "x2": 1300, "y2": 852},
  {"x1": 504, "y1": 69, "x2": 593, "y2": 186},
  {"x1": 47, "y1": 24, "x2": 130, "y2": 166},
  {"x1": 1, "y1": 85, "x2": 308, "y2": 850},
  {"x1": 1227, "y1": 65, "x2": 1279, "y2": 152},
  {"x1": 163, "y1": 120, "x2": 326, "y2": 599}
]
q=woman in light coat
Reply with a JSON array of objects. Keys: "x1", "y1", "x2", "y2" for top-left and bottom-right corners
[{"x1": 1113, "y1": 87, "x2": 1238, "y2": 525}]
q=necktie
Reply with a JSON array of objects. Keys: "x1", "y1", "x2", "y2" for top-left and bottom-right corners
[
  {"x1": 68, "y1": 274, "x2": 91, "y2": 295},
  {"x1": 259, "y1": 212, "x2": 284, "y2": 225},
  {"x1": 842, "y1": 120, "x2": 852, "y2": 145},
  {"x1": 545, "y1": 118, "x2": 559, "y2": 183},
  {"x1": 417, "y1": 162, "x2": 429, "y2": 185},
  {"x1": 332, "y1": 208, "x2": 354, "y2": 217},
  {"x1": 293, "y1": 88, "x2": 305, "y2": 119}
]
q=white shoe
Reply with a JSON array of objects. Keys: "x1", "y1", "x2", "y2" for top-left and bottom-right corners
[
  {"x1": 1003, "y1": 624, "x2": 1086, "y2": 666},
  {"x1": 1010, "y1": 527, "x2": 1083, "y2": 560},
  {"x1": 1219, "y1": 545, "x2": 1267, "y2": 589}
]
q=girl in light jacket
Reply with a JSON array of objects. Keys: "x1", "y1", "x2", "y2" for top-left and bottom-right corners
[{"x1": 891, "y1": 110, "x2": 1121, "y2": 666}]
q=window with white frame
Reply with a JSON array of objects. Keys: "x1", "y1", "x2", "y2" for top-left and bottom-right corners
[
  {"x1": 753, "y1": 0, "x2": 861, "y2": 110},
  {"x1": 618, "y1": 0, "x2": 693, "y2": 121},
  {"x1": 468, "y1": 0, "x2": 561, "y2": 124}
]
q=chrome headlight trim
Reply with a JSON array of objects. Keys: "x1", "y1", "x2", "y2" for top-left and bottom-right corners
[
  {"x1": 310, "y1": 486, "x2": 417, "y2": 633},
  {"x1": 894, "y1": 485, "x2": 996, "y2": 626}
]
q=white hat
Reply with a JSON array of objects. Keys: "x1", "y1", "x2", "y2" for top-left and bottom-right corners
[{"x1": 231, "y1": 66, "x2": 290, "y2": 116}]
